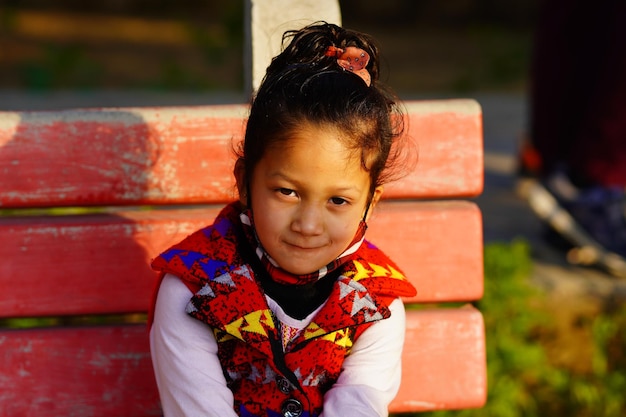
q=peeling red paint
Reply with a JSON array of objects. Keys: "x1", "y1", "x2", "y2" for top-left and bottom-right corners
[
  {"x1": 0, "y1": 101, "x2": 482, "y2": 208},
  {"x1": 0, "y1": 101, "x2": 486, "y2": 415}
]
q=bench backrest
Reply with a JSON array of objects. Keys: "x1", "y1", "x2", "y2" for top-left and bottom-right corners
[{"x1": 0, "y1": 99, "x2": 486, "y2": 416}]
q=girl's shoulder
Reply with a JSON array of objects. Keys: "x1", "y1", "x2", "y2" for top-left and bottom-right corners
[
  {"x1": 349, "y1": 240, "x2": 417, "y2": 299},
  {"x1": 151, "y1": 202, "x2": 245, "y2": 287}
]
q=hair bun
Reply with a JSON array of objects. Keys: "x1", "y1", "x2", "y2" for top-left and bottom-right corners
[{"x1": 268, "y1": 22, "x2": 380, "y2": 83}]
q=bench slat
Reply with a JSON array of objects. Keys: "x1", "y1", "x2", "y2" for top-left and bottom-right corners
[
  {"x1": 0, "y1": 100, "x2": 482, "y2": 208},
  {"x1": 369, "y1": 200, "x2": 483, "y2": 303},
  {"x1": 0, "y1": 325, "x2": 161, "y2": 417},
  {"x1": 392, "y1": 307, "x2": 487, "y2": 413},
  {"x1": 0, "y1": 201, "x2": 482, "y2": 318},
  {"x1": 0, "y1": 308, "x2": 485, "y2": 416},
  {"x1": 385, "y1": 100, "x2": 483, "y2": 199}
]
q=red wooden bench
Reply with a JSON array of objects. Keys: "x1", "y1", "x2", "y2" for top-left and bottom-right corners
[{"x1": 0, "y1": 99, "x2": 486, "y2": 416}]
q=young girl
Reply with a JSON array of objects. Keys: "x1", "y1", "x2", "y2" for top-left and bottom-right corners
[{"x1": 149, "y1": 22, "x2": 417, "y2": 417}]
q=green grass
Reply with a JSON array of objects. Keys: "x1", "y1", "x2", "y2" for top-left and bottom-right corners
[{"x1": 405, "y1": 240, "x2": 626, "y2": 417}]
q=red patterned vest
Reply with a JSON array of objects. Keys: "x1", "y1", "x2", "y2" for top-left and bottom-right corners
[{"x1": 151, "y1": 203, "x2": 416, "y2": 417}]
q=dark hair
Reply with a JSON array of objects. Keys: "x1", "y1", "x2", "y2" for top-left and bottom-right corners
[{"x1": 240, "y1": 22, "x2": 406, "y2": 197}]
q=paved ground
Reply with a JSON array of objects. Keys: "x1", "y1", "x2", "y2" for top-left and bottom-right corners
[
  {"x1": 471, "y1": 93, "x2": 626, "y2": 309},
  {"x1": 3, "y1": 90, "x2": 626, "y2": 306}
]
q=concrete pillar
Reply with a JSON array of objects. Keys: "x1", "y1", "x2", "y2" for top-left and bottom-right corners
[{"x1": 244, "y1": 0, "x2": 342, "y2": 96}]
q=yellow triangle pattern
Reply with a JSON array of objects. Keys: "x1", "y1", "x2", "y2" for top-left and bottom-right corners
[
  {"x1": 352, "y1": 260, "x2": 372, "y2": 281},
  {"x1": 321, "y1": 328, "x2": 353, "y2": 349},
  {"x1": 213, "y1": 329, "x2": 236, "y2": 343},
  {"x1": 224, "y1": 317, "x2": 245, "y2": 340},
  {"x1": 370, "y1": 263, "x2": 391, "y2": 277},
  {"x1": 240, "y1": 309, "x2": 275, "y2": 336},
  {"x1": 388, "y1": 265, "x2": 405, "y2": 279},
  {"x1": 351, "y1": 260, "x2": 406, "y2": 282},
  {"x1": 303, "y1": 322, "x2": 327, "y2": 340},
  {"x1": 223, "y1": 309, "x2": 275, "y2": 340}
]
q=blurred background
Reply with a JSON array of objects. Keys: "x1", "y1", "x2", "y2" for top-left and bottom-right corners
[
  {"x1": 0, "y1": 0, "x2": 533, "y2": 98},
  {"x1": 2, "y1": 1, "x2": 626, "y2": 416}
]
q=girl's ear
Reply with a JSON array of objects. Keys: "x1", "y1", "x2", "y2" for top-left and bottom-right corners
[
  {"x1": 234, "y1": 158, "x2": 247, "y2": 205},
  {"x1": 365, "y1": 185, "x2": 384, "y2": 222}
]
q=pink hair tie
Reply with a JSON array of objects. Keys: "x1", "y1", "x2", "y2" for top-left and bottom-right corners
[{"x1": 325, "y1": 45, "x2": 371, "y2": 86}]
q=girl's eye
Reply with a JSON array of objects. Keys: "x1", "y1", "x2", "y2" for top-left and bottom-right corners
[
  {"x1": 278, "y1": 188, "x2": 296, "y2": 197},
  {"x1": 330, "y1": 197, "x2": 348, "y2": 205}
]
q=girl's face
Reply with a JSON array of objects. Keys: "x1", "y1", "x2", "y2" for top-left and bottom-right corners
[{"x1": 237, "y1": 122, "x2": 383, "y2": 276}]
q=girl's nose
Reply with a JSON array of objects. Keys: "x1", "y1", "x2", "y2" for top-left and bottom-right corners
[{"x1": 291, "y1": 204, "x2": 324, "y2": 235}]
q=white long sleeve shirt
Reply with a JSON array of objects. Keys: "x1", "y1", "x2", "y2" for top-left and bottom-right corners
[{"x1": 150, "y1": 273, "x2": 406, "y2": 417}]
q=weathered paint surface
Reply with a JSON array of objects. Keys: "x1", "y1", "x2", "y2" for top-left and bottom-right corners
[
  {"x1": 368, "y1": 200, "x2": 484, "y2": 302},
  {"x1": 391, "y1": 307, "x2": 487, "y2": 413},
  {"x1": 0, "y1": 100, "x2": 482, "y2": 208},
  {"x1": 385, "y1": 100, "x2": 484, "y2": 199},
  {"x1": 0, "y1": 99, "x2": 487, "y2": 414},
  {"x1": 0, "y1": 310, "x2": 485, "y2": 416},
  {"x1": 0, "y1": 105, "x2": 246, "y2": 207},
  {"x1": 0, "y1": 201, "x2": 481, "y2": 317},
  {"x1": 0, "y1": 325, "x2": 161, "y2": 417}
]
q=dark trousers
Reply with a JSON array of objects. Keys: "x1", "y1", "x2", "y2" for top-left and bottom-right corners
[{"x1": 529, "y1": 0, "x2": 626, "y2": 187}]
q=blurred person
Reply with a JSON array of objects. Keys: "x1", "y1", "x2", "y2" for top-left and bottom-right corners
[{"x1": 519, "y1": 0, "x2": 626, "y2": 274}]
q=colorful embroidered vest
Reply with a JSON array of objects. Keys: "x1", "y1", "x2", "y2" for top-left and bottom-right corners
[{"x1": 151, "y1": 203, "x2": 417, "y2": 417}]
